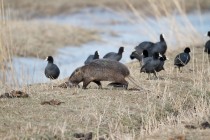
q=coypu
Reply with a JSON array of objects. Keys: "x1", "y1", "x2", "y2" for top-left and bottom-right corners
[
  {"x1": 103, "y1": 46, "x2": 124, "y2": 61},
  {"x1": 174, "y1": 47, "x2": 191, "y2": 72},
  {"x1": 45, "y1": 56, "x2": 60, "y2": 80},
  {"x1": 204, "y1": 31, "x2": 210, "y2": 54},
  {"x1": 84, "y1": 50, "x2": 100, "y2": 65},
  {"x1": 67, "y1": 59, "x2": 130, "y2": 89}
]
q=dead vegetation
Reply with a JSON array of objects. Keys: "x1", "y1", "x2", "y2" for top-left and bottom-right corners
[
  {"x1": 0, "y1": 90, "x2": 29, "y2": 98},
  {"x1": 4, "y1": 0, "x2": 210, "y2": 18},
  {"x1": 0, "y1": 0, "x2": 210, "y2": 139},
  {"x1": 41, "y1": 99, "x2": 64, "y2": 105},
  {"x1": 1, "y1": 20, "x2": 99, "y2": 59},
  {"x1": 0, "y1": 47, "x2": 210, "y2": 139}
]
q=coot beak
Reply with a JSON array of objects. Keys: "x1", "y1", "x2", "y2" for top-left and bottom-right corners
[
  {"x1": 159, "y1": 53, "x2": 162, "y2": 57},
  {"x1": 45, "y1": 57, "x2": 48, "y2": 61},
  {"x1": 204, "y1": 33, "x2": 208, "y2": 36}
]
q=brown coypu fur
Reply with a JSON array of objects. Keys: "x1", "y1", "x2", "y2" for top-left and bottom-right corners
[{"x1": 67, "y1": 59, "x2": 130, "y2": 89}]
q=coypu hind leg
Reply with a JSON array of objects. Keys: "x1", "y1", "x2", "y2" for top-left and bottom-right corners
[
  {"x1": 93, "y1": 81, "x2": 102, "y2": 89},
  {"x1": 82, "y1": 79, "x2": 102, "y2": 89}
]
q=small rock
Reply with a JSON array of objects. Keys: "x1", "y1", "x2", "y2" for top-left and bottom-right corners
[
  {"x1": 56, "y1": 82, "x2": 69, "y2": 88},
  {"x1": 73, "y1": 133, "x2": 85, "y2": 138},
  {"x1": 169, "y1": 135, "x2": 186, "y2": 140},
  {"x1": 200, "y1": 121, "x2": 210, "y2": 129},
  {"x1": 84, "y1": 132, "x2": 92, "y2": 140},
  {"x1": 184, "y1": 124, "x2": 197, "y2": 129},
  {"x1": 0, "y1": 90, "x2": 29, "y2": 98},
  {"x1": 41, "y1": 99, "x2": 64, "y2": 105}
]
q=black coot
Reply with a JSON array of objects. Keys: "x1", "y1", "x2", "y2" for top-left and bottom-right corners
[
  {"x1": 130, "y1": 51, "x2": 142, "y2": 62},
  {"x1": 131, "y1": 34, "x2": 167, "y2": 61},
  {"x1": 155, "y1": 54, "x2": 167, "y2": 72},
  {"x1": 140, "y1": 52, "x2": 161, "y2": 79},
  {"x1": 84, "y1": 51, "x2": 99, "y2": 65},
  {"x1": 103, "y1": 46, "x2": 124, "y2": 61},
  {"x1": 134, "y1": 41, "x2": 154, "y2": 56},
  {"x1": 174, "y1": 47, "x2": 191, "y2": 72},
  {"x1": 142, "y1": 50, "x2": 153, "y2": 66},
  {"x1": 204, "y1": 31, "x2": 210, "y2": 54},
  {"x1": 151, "y1": 34, "x2": 167, "y2": 55},
  {"x1": 45, "y1": 56, "x2": 60, "y2": 80}
]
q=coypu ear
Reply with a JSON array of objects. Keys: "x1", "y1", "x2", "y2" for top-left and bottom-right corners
[{"x1": 70, "y1": 68, "x2": 80, "y2": 78}]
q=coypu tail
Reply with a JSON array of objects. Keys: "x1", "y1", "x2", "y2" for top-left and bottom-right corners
[
  {"x1": 127, "y1": 75, "x2": 141, "y2": 89},
  {"x1": 127, "y1": 76, "x2": 151, "y2": 92}
]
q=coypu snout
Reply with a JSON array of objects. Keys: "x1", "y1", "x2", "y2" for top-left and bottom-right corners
[
  {"x1": 68, "y1": 81, "x2": 80, "y2": 88},
  {"x1": 69, "y1": 67, "x2": 83, "y2": 84}
]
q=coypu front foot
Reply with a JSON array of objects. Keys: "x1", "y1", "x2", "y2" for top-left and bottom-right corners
[
  {"x1": 93, "y1": 81, "x2": 102, "y2": 89},
  {"x1": 82, "y1": 79, "x2": 92, "y2": 89}
]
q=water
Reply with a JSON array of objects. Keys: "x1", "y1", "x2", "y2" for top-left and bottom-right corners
[{"x1": 6, "y1": 8, "x2": 210, "y2": 85}]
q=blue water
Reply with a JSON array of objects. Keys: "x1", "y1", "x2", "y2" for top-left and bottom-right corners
[{"x1": 5, "y1": 8, "x2": 210, "y2": 85}]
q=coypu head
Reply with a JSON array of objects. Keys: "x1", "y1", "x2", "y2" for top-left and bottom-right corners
[
  {"x1": 69, "y1": 67, "x2": 83, "y2": 86},
  {"x1": 118, "y1": 47, "x2": 124, "y2": 54}
]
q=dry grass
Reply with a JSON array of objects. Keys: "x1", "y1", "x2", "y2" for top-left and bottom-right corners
[
  {"x1": 0, "y1": 46, "x2": 210, "y2": 139},
  {"x1": 4, "y1": 0, "x2": 210, "y2": 18},
  {"x1": 1, "y1": 0, "x2": 100, "y2": 64},
  {"x1": 1, "y1": 0, "x2": 210, "y2": 139},
  {"x1": 1, "y1": 20, "x2": 99, "y2": 59}
]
